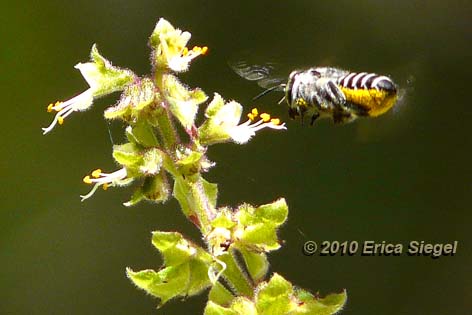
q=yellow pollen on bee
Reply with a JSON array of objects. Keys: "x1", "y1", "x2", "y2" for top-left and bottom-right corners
[
  {"x1": 260, "y1": 113, "x2": 271, "y2": 122},
  {"x1": 270, "y1": 118, "x2": 281, "y2": 125},
  {"x1": 201, "y1": 46, "x2": 208, "y2": 55},
  {"x1": 340, "y1": 87, "x2": 397, "y2": 117},
  {"x1": 296, "y1": 98, "x2": 307, "y2": 107},
  {"x1": 57, "y1": 116, "x2": 64, "y2": 125},
  {"x1": 102, "y1": 184, "x2": 109, "y2": 190},
  {"x1": 83, "y1": 175, "x2": 92, "y2": 184}
]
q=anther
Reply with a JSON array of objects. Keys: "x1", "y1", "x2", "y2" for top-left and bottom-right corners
[
  {"x1": 83, "y1": 175, "x2": 92, "y2": 184},
  {"x1": 91, "y1": 169, "x2": 102, "y2": 178},
  {"x1": 270, "y1": 118, "x2": 281, "y2": 125},
  {"x1": 260, "y1": 113, "x2": 271, "y2": 122}
]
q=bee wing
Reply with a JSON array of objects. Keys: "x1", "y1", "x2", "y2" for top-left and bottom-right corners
[{"x1": 229, "y1": 60, "x2": 286, "y2": 89}]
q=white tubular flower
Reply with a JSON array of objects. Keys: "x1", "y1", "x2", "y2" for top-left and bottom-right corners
[
  {"x1": 43, "y1": 44, "x2": 135, "y2": 134},
  {"x1": 151, "y1": 18, "x2": 208, "y2": 72},
  {"x1": 42, "y1": 90, "x2": 93, "y2": 135},
  {"x1": 80, "y1": 168, "x2": 131, "y2": 201},
  {"x1": 167, "y1": 45, "x2": 208, "y2": 72},
  {"x1": 216, "y1": 104, "x2": 286, "y2": 144}
]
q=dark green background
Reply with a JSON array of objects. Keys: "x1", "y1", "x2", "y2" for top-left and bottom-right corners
[{"x1": 2, "y1": 1, "x2": 470, "y2": 314}]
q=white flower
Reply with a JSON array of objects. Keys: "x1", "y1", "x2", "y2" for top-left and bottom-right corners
[
  {"x1": 43, "y1": 45, "x2": 135, "y2": 134},
  {"x1": 167, "y1": 46, "x2": 208, "y2": 72},
  {"x1": 214, "y1": 103, "x2": 286, "y2": 144},
  {"x1": 42, "y1": 62, "x2": 102, "y2": 135},
  {"x1": 42, "y1": 89, "x2": 93, "y2": 134},
  {"x1": 80, "y1": 168, "x2": 131, "y2": 201},
  {"x1": 152, "y1": 18, "x2": 208, "y2": 72}
]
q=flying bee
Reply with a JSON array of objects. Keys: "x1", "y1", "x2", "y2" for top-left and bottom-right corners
[{"x1": 231, "y1": 61, "x2": 398, "y2": 125}]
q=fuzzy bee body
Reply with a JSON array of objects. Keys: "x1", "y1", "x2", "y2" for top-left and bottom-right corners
[
  {"x1": 286, "y1": 67, "x2": 398, "y2": 124},
  {"x1": 231, "y1": 61, "x2": 398, "y2": 125}
]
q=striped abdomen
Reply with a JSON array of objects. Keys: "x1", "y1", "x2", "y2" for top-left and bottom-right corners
[{"x1": 337, "y1": 72, "x2": 398, "y2": 117}]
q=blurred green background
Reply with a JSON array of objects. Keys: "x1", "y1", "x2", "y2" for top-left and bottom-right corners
[{"x1": 1, "y1": 1, "x2": 470, "y2": 314}]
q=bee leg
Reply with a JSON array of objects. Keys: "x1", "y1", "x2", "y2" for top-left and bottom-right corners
[
  {"x1": 333, "y1": 112, "x2": 352, "y2": 124},
  {"x1": 288, "y1": 107, "x2": 299, "y2": 119},
  {"x1": 310, "y1": 112, "x2": 320, "y2": 126},
  {"x1": 326, "y1": 81, "x2": 346, "y2": 105},
  {"x1": 298, "y1": 106, "x2": 307, "y2": 125}
]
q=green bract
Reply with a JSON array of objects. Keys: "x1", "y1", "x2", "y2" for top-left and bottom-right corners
[
  {"x1": 83, "y1": 44, "x2": 136, "y2": 97},
  {"x1": 44, "y1": 17, "x2": 346, "y2": 315}
]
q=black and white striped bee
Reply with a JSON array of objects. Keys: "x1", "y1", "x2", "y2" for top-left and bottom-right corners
[{"x1": 231, "y1": 62, "x2": 398, "y2": 125}]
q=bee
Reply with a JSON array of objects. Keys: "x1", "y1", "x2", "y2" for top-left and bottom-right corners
[{"x1": 231, "y1": 61, "x2": 398, "y2": 125}]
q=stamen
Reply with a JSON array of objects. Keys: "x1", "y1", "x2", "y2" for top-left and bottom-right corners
[
  {"x1": 201, "y1": 46, "x2": 208, "y2": 55},
  {"x1": 57, "y1": 116, "x2": 64, "y2": 125},
  {"x1": 270, "y1": 118, "x2": 281, "y2": 125},
  {"x1": 83, "y1": 175, "x2": 92, "y2": 184},
  {"x1": 182, "y1": 47, "x2": 189, "y2": 56},
  {"x1": 260, "y1": 113, "x2": 271, "y2": 122},
  {"x1": 92, "y1": 169, "x2": 102, "y2": 178},
  {"x1": 47, "y1": 103, "x2": 54, "y2": 112}
]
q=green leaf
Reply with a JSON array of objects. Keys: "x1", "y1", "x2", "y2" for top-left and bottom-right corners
[
  {"x1": 201, "y1": 178, "x2": 218, "y2": 210},
  {"x1": 176, "y1": 149, "x2": 204, "y2": 176},
  {"x1": 208, "y1": 282, "x2": 235, "y2": 306},
  {"x1": 205, "y1": 297, "x2": 258, "y2": 315},
  {"x1": 204, "y1": 93, "x2": 225, "y2": 117},
  {"x1": 233, "y1": 199, "x2": 288, "y2": 252},
  {"x1": 236, "y1": 248, "x2": 269, "y2": 283},
  {"x1": 126, "y1": 265, "x2": 190, "y2": 306},
  {"x1": 104, "y1": 78, "x2": 157, "y2": 121},
  {"x1": 164, "y1": 74, "x2": 208, "y2": 129},
  {"x1": 239, "y1": 222, "x2": 280, "y2": 251},
  {"x1": 123, "y1": 187, "x2": 145, "y2": 207},
  {"x1": 127, "y1": 231, "x2": 213, "y2": 308},
  {"x1": 211, "y1": 210, "x2": 237, "y2": 229},
  {"x1": 218, "y1": 252, "x2": 253, "y2": 297},
  {"x1": 255, "y1": 273, "x2": 292, "y2": 315},
  {"x1": 205, "y1": 301, "x2": 239, "y2": 315},
  {"x1": 124, "y1": 174, "x2": 170, "y2": 206},
  {"x1": 173, "y1": 176, "x2": 193, "y2": 218},
  {"x1": 129, "y1": 119, "x2": 159, "y2": 147},
  {"x1": 151, "y1": 231, "x2": 196, "y2": 266},
  {"x1": 254, "y1": 198, "x2": 288, "y2": 226},
  {"x1": 77, "y1": 44, "x2": 136, "y2": 97},
  {"x1": 112, "y1": 143, "x2": 143, "y2": 168},
  {"x1": 293, "y1": 289, "x2": 347, "y2": 315}
]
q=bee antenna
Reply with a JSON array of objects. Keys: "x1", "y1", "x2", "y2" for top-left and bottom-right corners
[{"x1": 252, "y1": 84, "x2": 286, "y2": 101}]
